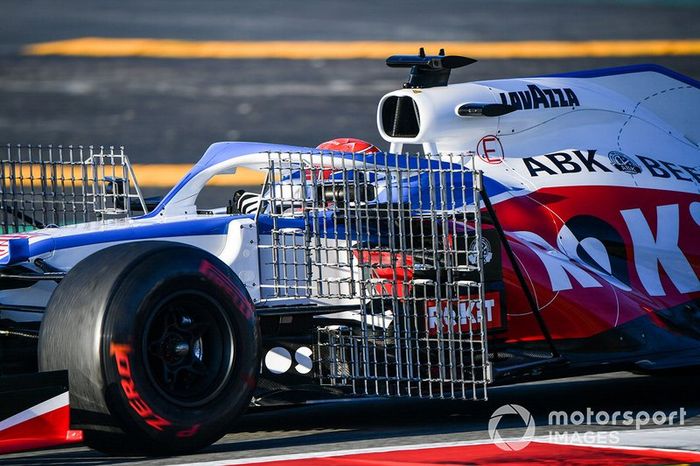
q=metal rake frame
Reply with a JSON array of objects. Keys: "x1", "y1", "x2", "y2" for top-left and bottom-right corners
[
  {"x1": 0, "y1": 144, "x2": 147, "y2": 234},
  {"x1": 256, "y1": 150, "x2": 491, "y2": 400}
]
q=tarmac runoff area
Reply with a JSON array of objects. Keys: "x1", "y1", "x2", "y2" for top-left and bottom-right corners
[{"x1": 5, "y1": 38, "x2": 700, "y2": 195}]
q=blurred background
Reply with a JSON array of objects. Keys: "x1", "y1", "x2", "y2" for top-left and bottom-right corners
[{"x1": 1, "y1": 0, "x2": 699, "y2": 204}]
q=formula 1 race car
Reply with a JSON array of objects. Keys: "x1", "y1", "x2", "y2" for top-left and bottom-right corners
[{"x1": 1, "y1": 50, "x2": 698, "y2": 455}]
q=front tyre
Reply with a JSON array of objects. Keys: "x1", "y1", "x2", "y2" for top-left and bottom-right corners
[{"x1": 38, "y1": 241, "x2": 259, "y2": 455}]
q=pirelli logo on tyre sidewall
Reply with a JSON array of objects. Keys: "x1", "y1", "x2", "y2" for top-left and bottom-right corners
[
  {"x1": 109, "y1": 343, "x2": 172, "y2": 431},
  {"x1": 199, "y1": 259, "x2": 253, "y2": 319},
  {"x1": 109, "y1": 343, "x2": 202, "y2": 438}
]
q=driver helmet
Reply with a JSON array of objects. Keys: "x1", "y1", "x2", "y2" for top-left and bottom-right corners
[{"x1": 316, "y1": 138, "x2": 380, "y2": 154}]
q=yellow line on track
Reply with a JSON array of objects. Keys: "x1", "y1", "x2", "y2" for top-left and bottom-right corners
[
  {"x1": 2, "y1": 165, "x2": 263, "y2": 188},
  {"x1": 23, "y1": 38, "x2": 700, "y2": 59},
  {"x1": 132, "y1": 165, "x2": 264, "y2": 188}
]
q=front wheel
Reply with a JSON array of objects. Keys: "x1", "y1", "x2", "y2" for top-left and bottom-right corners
[{"x1": 38, "y1": 241, "x2": 260, "y2": 455}]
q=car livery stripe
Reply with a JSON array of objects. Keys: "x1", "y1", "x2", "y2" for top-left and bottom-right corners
[
  {"x1": 541, "y1": 63, "x2": 700, "y2": 89},
  {"x1": 19, "y1": 216, "x2": 237, "y2": 262},
  {"x1": 0, "y1": 389, "x2": 83, "y2": 455},
  {"x1": 0, "y1": 392, "x2": 68, "y2": 433}
]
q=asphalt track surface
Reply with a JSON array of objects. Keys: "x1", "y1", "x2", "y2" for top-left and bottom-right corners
[
  {"x1": 1, "y1": 0, "x2": 700, "y2": 463},
  {"x1": 2, "y1": 372, "x2": 699, "y2": 465}
]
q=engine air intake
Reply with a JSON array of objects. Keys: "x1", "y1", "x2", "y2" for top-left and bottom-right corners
[{"x1": 381, "y1": 96, "x2": 421, "y2": 138}]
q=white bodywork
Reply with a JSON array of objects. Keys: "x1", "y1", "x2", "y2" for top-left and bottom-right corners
[{"x1": 2, "y1": 65, "x2": 698, "y2": 324}]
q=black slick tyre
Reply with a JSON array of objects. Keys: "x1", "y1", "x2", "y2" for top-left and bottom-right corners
[{"x1": 38, "y1": 241, "x2": 259, "y2": 455}]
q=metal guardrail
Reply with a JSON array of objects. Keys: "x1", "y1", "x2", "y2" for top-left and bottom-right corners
[
  {"x1": 258, "y1": 151, "x2": 490, "y2": 400},
  {"x1": 0, "y1": 144, "x2": 146, "y2": 234}
]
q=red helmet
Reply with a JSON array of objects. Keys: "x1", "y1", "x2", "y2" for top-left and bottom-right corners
[{"x1": 316, "y1": 138, "x2": 380, "y2": 154}]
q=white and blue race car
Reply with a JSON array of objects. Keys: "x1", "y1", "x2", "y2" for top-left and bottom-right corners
[{"x1": 1, "y1": 51, "x2": 698, "y2": 455}]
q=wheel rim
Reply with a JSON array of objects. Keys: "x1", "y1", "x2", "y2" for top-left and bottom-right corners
[{"x1": 142, "y1": 290, "x2": 235, "y2": 407}]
